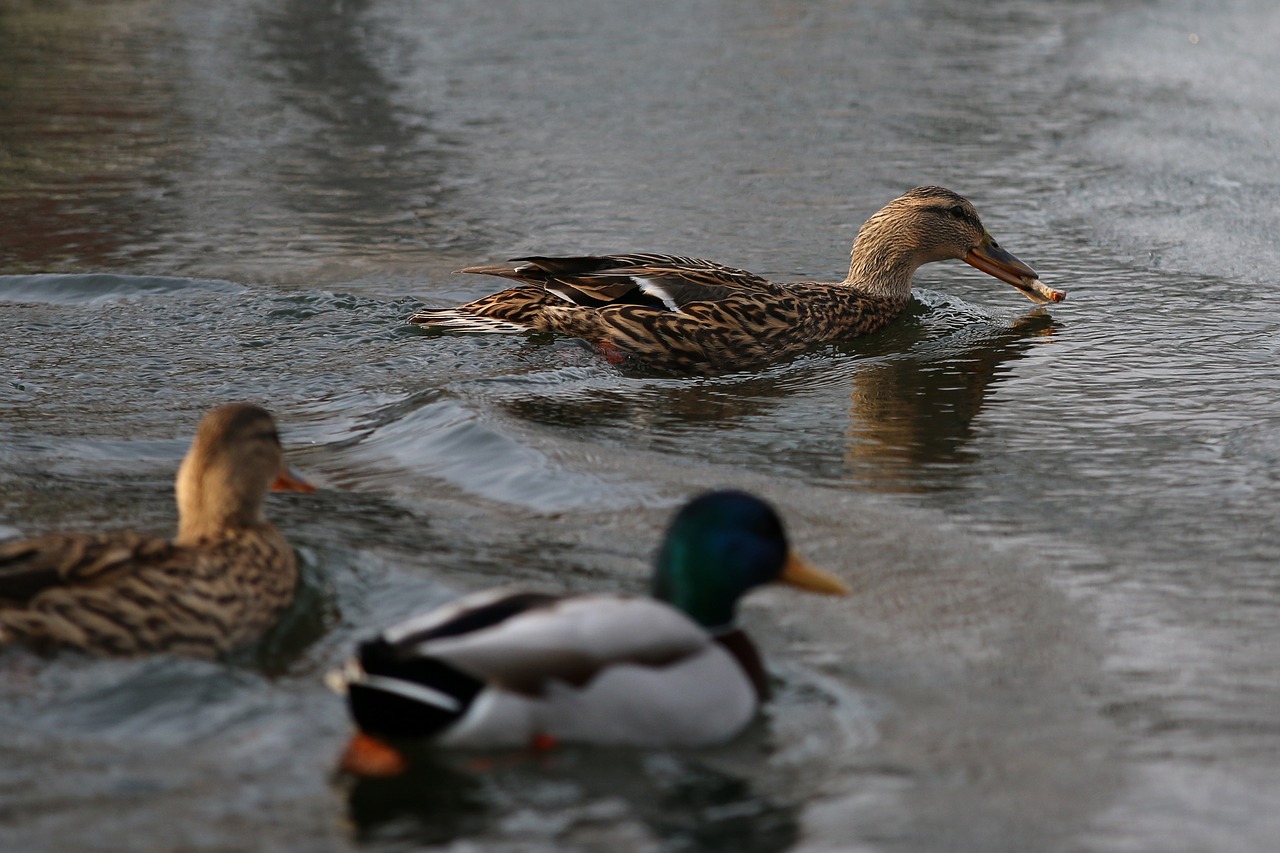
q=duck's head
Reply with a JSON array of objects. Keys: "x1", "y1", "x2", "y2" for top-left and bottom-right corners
[
  {"x1": 175, "y1": 403, "x2": 314, "y2": 543},
  {"x1": 850, "y1": 186, "x2": 1065, "y2": 304},
  {"x1": 650, "y1": 490, "x2": 850, "y2": 631}
]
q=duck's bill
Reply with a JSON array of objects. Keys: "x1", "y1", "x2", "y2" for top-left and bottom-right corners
[
  {"x1": 271, "y1": 465, "x2": 317, "y2": 493},
  {"x1": 780, "y1": 552, "x2": 851, "y2": 596},
  {"x1": 965, "y1": 238, "x2": 1066, "y2": 305}
]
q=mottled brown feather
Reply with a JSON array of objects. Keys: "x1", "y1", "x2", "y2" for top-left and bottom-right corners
[{"x1": 409, "y1": 188, "x2": 1049, "y2": 372}]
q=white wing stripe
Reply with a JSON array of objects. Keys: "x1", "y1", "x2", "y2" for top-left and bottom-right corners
[
  {"x1": 354, "y1": 673, "x2": 463, "y2": 712},
  {"x1": 634, "y1": 277, "x2": 679, "y2": 312}
]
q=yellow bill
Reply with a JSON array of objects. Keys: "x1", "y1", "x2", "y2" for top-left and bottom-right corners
[{"x1": 779, "y1": 552, "x2": 851, "y2": 595}]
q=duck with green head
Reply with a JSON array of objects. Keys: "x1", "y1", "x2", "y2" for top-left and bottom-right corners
[{"x1": 331, "y1": 490, "x2": 850, "y2": 750}]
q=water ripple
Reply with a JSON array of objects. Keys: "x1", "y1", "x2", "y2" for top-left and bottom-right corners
[{"x1": 0, "y1": 274, "x2": 245, "y2": 305}]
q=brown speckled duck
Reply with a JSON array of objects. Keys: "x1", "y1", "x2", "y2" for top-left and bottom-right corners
[
  {"x1": 409, "y1": 186, "x2": 1065, "y2": 372},
  {"x1": 0, "y1": 404, "x2": 314, "y2": 657}
]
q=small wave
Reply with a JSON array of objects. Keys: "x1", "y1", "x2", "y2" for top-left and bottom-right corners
[
  {"x1": 344, "y1": 397, "x2": 634, "y2": 512},
  {"x1": 0, "y1": 431, "x2": 187, "y2": 467},
  {"x1": 0, "y1": 274, "x2": 246, "y2": 305}
]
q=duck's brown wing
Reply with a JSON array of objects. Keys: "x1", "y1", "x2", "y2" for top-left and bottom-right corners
[
  {"x1": 0, "y1": 531, "x2": 175, "y2": 603},
  {"x1": 411, "y1": 253, "x2": 778, "y2": 334},
  {"x1": 460, "y1": 253, "x2": 773, "y2": 310}
]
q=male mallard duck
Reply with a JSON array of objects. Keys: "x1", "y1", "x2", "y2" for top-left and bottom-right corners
[
  {"x1": 0, "y1": 403, "x2": 314, "y2": 657},
  {"x1": 410, "y1": 186, "x2": 1065, "y2": 371},
  {"x1": 331, "y1": 490, "x2": 850, "y2": 749}
]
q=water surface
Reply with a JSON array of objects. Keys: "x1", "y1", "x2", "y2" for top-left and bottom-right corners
[{"x1": 3, "y1": 0, "x2": 1280, "y2": 850}]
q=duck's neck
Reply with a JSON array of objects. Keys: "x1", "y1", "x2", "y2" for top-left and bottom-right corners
[
  {"x1": 174, "y1": 464, "x2": 267, "y2": 545},
  {"x1": 651, "y1": 566, "x2": 743, "y2": 631},
  {"x1": 843, "y1": 238, "x2": 921, "y2": 301},
  {"x1": 841, "y1": 207, "x2": 927, "y2": 301}
]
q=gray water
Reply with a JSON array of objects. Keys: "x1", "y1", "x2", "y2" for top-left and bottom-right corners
[{"x1": 3, "y1": 0, "x2": 1280, "y2": 850}]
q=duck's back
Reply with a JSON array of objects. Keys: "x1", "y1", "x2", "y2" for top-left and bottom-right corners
[
  {"x1": 417, "y1": 254, "x2": 910, "y2": 370},
  {"x1": 0, "y1": 526, "x2": 297, "y2": 656}
]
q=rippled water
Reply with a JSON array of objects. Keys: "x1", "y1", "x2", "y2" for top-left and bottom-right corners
[{"x1": 3, "y1": 0, "x2": 1280, "y2": 850}]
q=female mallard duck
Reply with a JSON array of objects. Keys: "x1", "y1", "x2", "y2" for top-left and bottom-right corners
[
  {"x1": 410, "y1": 186, "x2": 1065, "y2": 371},
  {"x1": 331, "y1": 490, "x2": 850, "y2": 750},
  {"x1": 0, "y1": 403, "x2": 314, "y2": 657}
]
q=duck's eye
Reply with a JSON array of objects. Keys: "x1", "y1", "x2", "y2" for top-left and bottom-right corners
[{"x1": 947, "y1": 204, "x2": 967, "y2": 219}]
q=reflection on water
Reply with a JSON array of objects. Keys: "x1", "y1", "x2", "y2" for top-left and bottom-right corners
[
  {"x1": 0, "y1": 0, "x2": 470, "y2": 280},
  {"x1": 486, "y1": 297, "x2": 1057, "y2": 497},
  {"x1": 344, "y1": 746, "x2": 799, "y2": 851},
  {"x1": 233, "y1": 0, "x2": 466, "y2": 267},
  {"x1": 345, "y1": 753, "x2": 489, "y2": 847},
  {"x1": 0, "y1": 1, "x2": 180, "y2": 270},
  {"x1": 844, "y1": 311, "x2": 1057, "y2": 492},
  {"x1": 499, "y1": 367, "x2": 788, "y2": 433}
]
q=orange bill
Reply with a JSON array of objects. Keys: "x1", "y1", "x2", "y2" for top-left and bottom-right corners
[{"x1": 271, "y1": 464, "x2": 316, "y2": 493}]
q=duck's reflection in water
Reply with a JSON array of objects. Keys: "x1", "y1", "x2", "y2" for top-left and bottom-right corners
[
  {"x1": 344, "y1": 751, "x2": 488, "y2": 846},
  {"x1": 342, "y1": 743, "x2": 799, "y2": 851},
  {"x1": 489, "y1": 307, "x2": 1058, "y2": 495},
  {"x1": 844, "y1": 310, "x2": 1057, "y2": 492}
]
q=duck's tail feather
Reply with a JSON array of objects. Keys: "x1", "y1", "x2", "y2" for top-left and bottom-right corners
[
  {"x1": 338, "y1": 638, "x2": 485, "y2": 738},
  {"x1": 407, "y1": 309, "x2": 532, "y2": 334}
]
